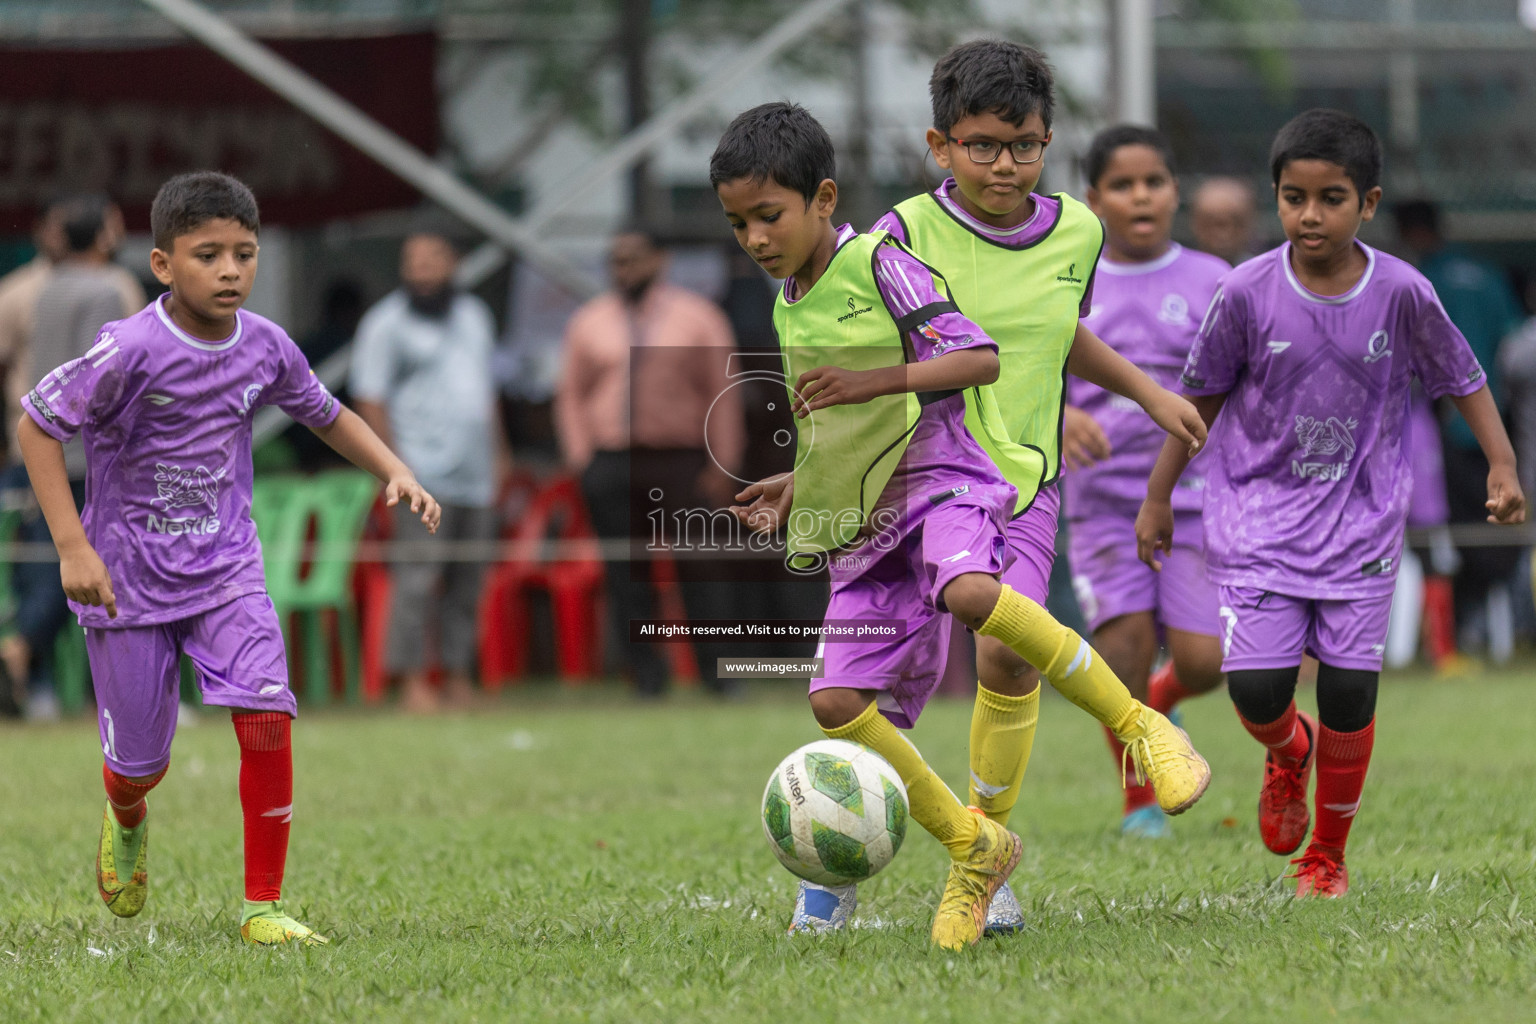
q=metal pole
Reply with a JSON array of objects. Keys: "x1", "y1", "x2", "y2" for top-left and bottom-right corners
[
  {"x1": 1388, "y1": 0, "x2": 1420, "y2": 152},
  {"x1": 1114, "y1": 0, "x2": 1156, "y2": 126},
  {"x1": 842, "y1": 0, "x2": 876, "y2": 231},
  {"x1": 136, "y1": 0, "x2": 602, "y2": 301}
]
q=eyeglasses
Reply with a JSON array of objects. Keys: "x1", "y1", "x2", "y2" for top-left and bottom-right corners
[{"x1": 946, "y1": 136, "x2": 1049, "y2": 165}]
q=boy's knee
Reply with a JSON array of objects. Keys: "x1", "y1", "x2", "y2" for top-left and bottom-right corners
[
  {"x1": 1093, "y1": 613, "x2": 1158, "y2": 680},
  {"x1": 809, "y1": 688, "x2": 875, "y2": 730},
  {"x1": 1315, "y1": 664, "x2": 1378, "y2": 732},
  {"x1": 976, "y1": 634, "x2": 1039, "y2": 694},
  {"x1": 942, "y1": 573, "x2": 1000, "y2": 629}
]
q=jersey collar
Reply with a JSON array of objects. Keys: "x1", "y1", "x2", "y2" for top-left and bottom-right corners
[
  {"x1": 1097, "y1": 243, "x2": 1184, "y2": 276},
  {"x1": 935, "y1": 178, "x2": 1045, "y2": 240},
  {"x1": 155, "y1": 293, "x2": 244, "y2": 351},
  {"x1": 1281, "y1": 240, "x2": 1376, "y2": 306}
]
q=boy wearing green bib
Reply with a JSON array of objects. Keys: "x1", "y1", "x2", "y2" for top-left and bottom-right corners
[
  {"x1": 874, "y1": 40, "x2": 1209, "y2": 933},
  {"x1": 711, "y1": 102, "x2": 1210, "y2": 949}
]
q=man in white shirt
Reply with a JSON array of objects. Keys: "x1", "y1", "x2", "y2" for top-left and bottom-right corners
[{"x1": 352, "y1": 232, "x2": 505, "y2": 712}]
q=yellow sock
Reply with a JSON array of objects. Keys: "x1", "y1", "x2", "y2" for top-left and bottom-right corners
[
  {"x1": 968, "y1": 682, "x2": 1039, "y2": 827},
  {"x1": 977, "y1": 585, "x2": 1142, "y2": 737},
  {"x1": 823, "y1": 702, "x2": 980, "y2": 857}
]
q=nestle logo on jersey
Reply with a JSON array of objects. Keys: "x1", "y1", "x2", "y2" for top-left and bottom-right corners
[
  {"x1": 1056, "y1": 262, "x2": 1083, "y2": 284},
  {"x1": 1291, "y1": 461, "x2": 1348, "y2": 481},
  {"x1": 838, "y1": 296, "x2": 873, "y2": 322},
  {"x1": 146, "y1": 462, "x2": 222, "y2": 537},
  {"x1": 146, "y1": 513, "x2": 221, "y2": 535}
]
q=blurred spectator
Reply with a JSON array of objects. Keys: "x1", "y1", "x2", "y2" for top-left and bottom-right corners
[
  {"x1": 1395, "y1": 199, "x2": 1526, "y2": 660},
  {"x1": 554, "y1": 228, "x2": 743, "y2": 697},
  {"x1": 717, "y1": 245, "x2": 827, "y2": 662},
  {"x1": 302, "y1": 279, "x2": 366, "y2": 369},
  {"x1": 351, "y1": 233, "x2": 505, "y2": 713},
  {"x1": 1189, "y1": 176, "x2": 1259, "y2": 265},
  {"x1": 1386, "y1": 385, "x2": 1464, "y2": 672},
  {"x1": 1497, "y1": 276, "x2": 1536, "y2": 502},
  {"x1": 0, "y1": 200, "x2": 66, "y2": 465},
  {"x1": 2, "y1": 195, "x2": 144, "y2": 720},
  {"x1": 0, "y1": 202, "x2": 63, "y2": 716},
  {"x1": 287, "y1": 279, "x2": 366, "y2": 471},
  {"x1": 1501, "y1": 277, "x2": 1536, "y2": 646}
]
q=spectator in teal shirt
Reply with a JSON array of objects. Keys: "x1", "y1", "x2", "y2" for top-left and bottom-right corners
[
  {"x1": 1395, "y1": 201, "x2": 1524, "y2": 449},
  {"x1": 1395, "y1": 200, "x2": 1525, "y2": 660}
]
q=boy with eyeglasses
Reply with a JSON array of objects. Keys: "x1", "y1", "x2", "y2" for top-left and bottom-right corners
[{"x1": 858, "y1": 38, "x2": 1210, "y2": 936}]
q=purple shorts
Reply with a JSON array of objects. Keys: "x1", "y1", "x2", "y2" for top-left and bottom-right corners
[
  {"x1": 90, "y1": 593, "x2": 294, "y2": 776},
  {"x1": 999, "y1": 484, "x2": 1060, "y2": 604},
  {"x1": 1216, "y1": 586, "x2": 1393, "y2": 673},
  {"x1": 813, "y1": 500, "x2": 1008, "y2": 728},
  {"x1": 1069, "y1": 511, "x2": 1220, "y2": 637}
]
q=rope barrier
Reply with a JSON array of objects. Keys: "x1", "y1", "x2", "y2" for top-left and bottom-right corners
[{"x1": 0, "y1": 525, "x2": 1530, "y2": 564}]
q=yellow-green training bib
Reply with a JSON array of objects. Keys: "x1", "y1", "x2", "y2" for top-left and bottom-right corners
[{"x1": 890, "y1": 191, "x2": 1103, "y2": 488}]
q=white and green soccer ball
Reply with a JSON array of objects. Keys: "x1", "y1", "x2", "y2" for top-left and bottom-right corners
[{"x1": 760, "y1": 739, "x2": 908, "y2": 886}]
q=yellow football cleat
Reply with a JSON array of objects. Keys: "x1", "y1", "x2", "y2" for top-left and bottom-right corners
[
  {"x1": 96, "y1": 804, "x2": 149, "y2": 918},
  {"x1": 240, "y1": 901, "x2": 330, "y2": 947},
  {"x1": 930, "y1": 809, "x2": 1021, "y2": 951},
  {"x1": 1120, "y1": 705, "x2": 1211, "y2": 815}
]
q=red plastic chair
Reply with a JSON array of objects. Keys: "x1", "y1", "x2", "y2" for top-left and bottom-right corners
[{"x1": 478, "y1": 474, "x2": 606, "y2": 687}]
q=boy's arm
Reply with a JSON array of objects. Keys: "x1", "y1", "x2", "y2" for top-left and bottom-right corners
[
  {"x1": 1448, "y1": 384, "x2": 1526, "y2": 524},
  {"x1": 353, "y1": 399, "x2": 394, "y2": 452},
  {"x1": 16, "y1": 415, "x2": 116, "y2": 617},
  {"x1": 1062, "y1": 405, "x2": 1112, "y2": 470},
  {"x1": 730, "y1": 471, "x2": 793, "y2": 534},
  {"x1": 1068, "y1": 321, "x2": 1205, "y2": 456},
  {"x1": 791, "y1": 347, "x2": 998, "y2": 418},
  {"x1": 1135, "y1": 392, "x2": 1228, "y2": 569},
  {"x1": 311, "y1": 407, "x2": 442, "y2": 533}
]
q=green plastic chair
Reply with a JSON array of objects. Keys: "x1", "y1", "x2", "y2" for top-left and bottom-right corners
[{"x1": 252, "y1": 470, "x2": 379, "y2": 705}]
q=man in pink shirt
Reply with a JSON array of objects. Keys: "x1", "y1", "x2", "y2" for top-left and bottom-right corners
[{"x1": 555, "y1": 228, "x2": 743, "y2": 697}]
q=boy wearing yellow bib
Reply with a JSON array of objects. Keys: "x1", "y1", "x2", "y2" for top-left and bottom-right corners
[
  {"x1": 712, "y1": 102, "x2": 1209, "y2": 949},
  {"x1": 874, "y1": 40, "x2": 1211, "y2": 933}
]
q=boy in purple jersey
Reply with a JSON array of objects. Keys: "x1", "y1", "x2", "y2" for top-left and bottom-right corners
[
  {"x1": 17, "y1": 172, "x2": 441, "y2": 944},
  {"x1": 1137, "y1": 110, "x2": 1525, "y2": 897},
  {"x1": 872, "y1": 42, "x2": 1209, "y2": 933},
  {"x1": 712, "y1": 103, "x2": 1209, "y2": 948},
  {"x1": 1065, "y1": 126, "x2": 1229, "y2": 838}
]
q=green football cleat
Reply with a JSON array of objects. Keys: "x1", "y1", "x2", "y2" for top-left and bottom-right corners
[
  {"x1": 240, "y1": 901, "x2": 330, "y2": 947},
  {"x1": 96, "y1": 803, "x2": 149, "y2": 918}
]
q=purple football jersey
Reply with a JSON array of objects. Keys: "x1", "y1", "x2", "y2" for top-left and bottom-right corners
[
  {"x1": 1182, "y1": 242, "x2": 1485, "y2": 599},
  {"x1": 23, "y1": 295, "x2": 342, "y2": 626},
  {"x1": 1066, "y1": 243, "x2": 1229, "y2": 518}
]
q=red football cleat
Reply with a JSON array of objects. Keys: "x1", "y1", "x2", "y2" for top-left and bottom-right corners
[
  {"x1": 1259, "y1": 711, "x2": 1316, "y2": 855},
  {"x1": 1289, "y1": 843, "x2": 1348, "y2": 898}
]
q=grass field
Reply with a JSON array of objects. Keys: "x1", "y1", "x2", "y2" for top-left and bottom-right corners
[{"x1": 2, "y1": 665, "x2": 1534, "y2": 1023}]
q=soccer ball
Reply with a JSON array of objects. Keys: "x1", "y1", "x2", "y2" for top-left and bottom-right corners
[{"x1": 760, "y1": 739, "x2": 908, "y2": 886}]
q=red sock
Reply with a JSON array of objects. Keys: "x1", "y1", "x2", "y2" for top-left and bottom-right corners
[
  {"x1": 1312, "y1": 719, "x2": 1374, "y2": 854},
  {"x1": 1422, "y1": 576, "x2": 1457, "y2": 666},
  {"x1": 1102, "y1": 725, "x2": 1157, "y2": 814},
  {"x1": 102, "y1": 763, "x2": 168, "y2": 829},
  {"x1": 1147, "y1": 662, "x2": 1195, "y2": 715},
  {"x1": 234, "y1": 712, "x2": 293, "y2": 903},
  {"x1": 1236, "y1": 702, "x2": 1310, "y2": 766}
]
